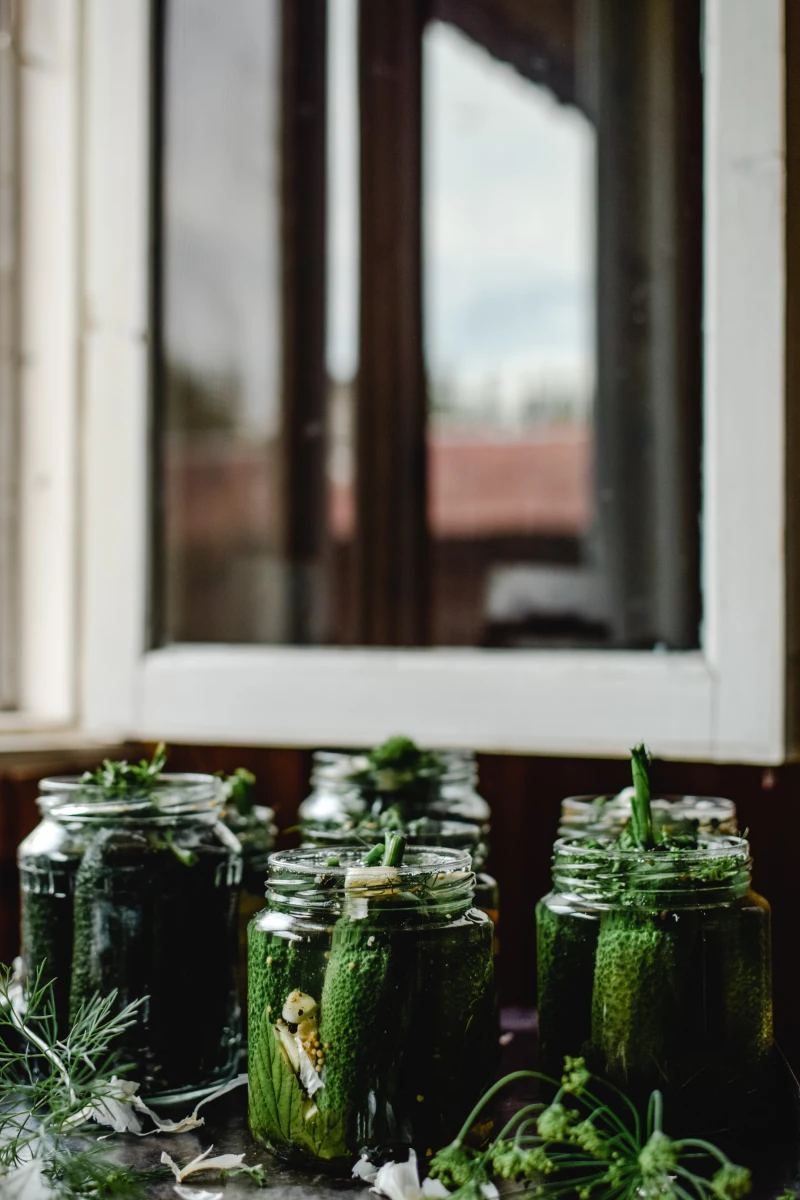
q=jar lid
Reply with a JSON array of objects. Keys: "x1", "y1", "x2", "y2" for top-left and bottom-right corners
[{"x1": 38, "y1": 773, "x2": 224, "y2": 821}]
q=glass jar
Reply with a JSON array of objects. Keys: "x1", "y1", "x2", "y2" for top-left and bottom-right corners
[
  {"x1": 248, "y1": 847, "x2": 496, "y2": 1169},
  {"x1": 299, "y1": 749, "x2": 491, "y2": 833},
  {"x1": 301, "y1": 819, "x2": 499, "y2": 929},
  {"x1": 221, "y1": 799, "x2": 277, "y2": 1014},
  {"x1": 536, "y1": 835, "x2": 773, "y2": 1134},
  {"x1": 558, "y1": 791, "x2": 738, "y2": 840},
  {"x1": 18, "y1": 773, "x2": 243, "y2": 1103},
  {"x1": 297, "y1": 752, "x2": 367, "y2": 832}
]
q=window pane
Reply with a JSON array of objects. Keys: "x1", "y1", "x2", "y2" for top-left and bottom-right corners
[
  {"x1": 159, "y1": 0, "x2": 283, "y2": 643},
  {"x1": 325, "y1": 0, "x2": 358, "y2": 644},
  {"x1": 156, "y1": 0, "x2": 702, "y2": 651},
  {"x1": 424, "y1": 0, "x2": 702, "y2": 648},
  {"x1": 425, "y1": 15, "x2": 596, "y2": 646}
]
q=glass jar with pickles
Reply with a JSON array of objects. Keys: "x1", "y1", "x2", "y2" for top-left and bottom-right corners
[
  {"x1": 248, "y1": 840, "x2": 496, "y2": 1169},
  {"x1": 537, "y1": 749, "x2": 772, "y2": 1136},
  {"x1": 18, "y1": 756, "x2": 242, "y2": 1102}
]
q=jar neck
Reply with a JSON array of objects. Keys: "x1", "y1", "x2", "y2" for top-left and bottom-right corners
[
  {"x1": 265, "y1": 847, "x2": 476, "y2": 919},
  {"x1": 37, "y1": 773, "x2": 224, "y2": 823},
  {"x1": 551, "y1": 835, "x2": 752, "y2": 908},
  {"x1": 309, "y1": 751, "x2": 367, "y2": 795}
]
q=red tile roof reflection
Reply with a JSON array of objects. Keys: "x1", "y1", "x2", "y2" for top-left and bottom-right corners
[
  {"x1": 428, "y1": 427, "x2": 590, "y2": 537},
  {"x1": 164, "y1": 425, "x2": 591, "y2": 545}
]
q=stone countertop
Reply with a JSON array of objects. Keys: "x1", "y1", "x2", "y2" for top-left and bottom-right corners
[{"x1": 105, "y1": 1012, "x2": 800, "y2": 1199}]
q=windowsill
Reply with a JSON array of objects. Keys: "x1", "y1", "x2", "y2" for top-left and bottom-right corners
[{"x1": 0, "y1": 716, "x2": 126, "y2": 760}]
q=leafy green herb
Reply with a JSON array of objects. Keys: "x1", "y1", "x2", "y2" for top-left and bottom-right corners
[
  {"x1": 221, "y1": 766, "x2": 257, "y2": 816},
  {"x1": 0, "y1": 963, "x2": 149, "y2": 1195},
  {"x1": 368, "y1": 736, "x2": 445, "y2": 783},
  {"x1": 347, "y1": 737, "x2": 446, "y2": 815},
  {"x1": 45, "y1": 1145, "x2": 171, "y2": 1199},
  {"x1": 429, "y1": 1057, "x2": 752, "y2": 1200},
  {"x1": 80, "y1": 743, "x2": 167, "y2": 794}
]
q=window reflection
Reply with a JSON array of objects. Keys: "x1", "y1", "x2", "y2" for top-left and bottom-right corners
[
  {"x1": 161, "y1": 0, "x2": 283, "y2": 644},
  {"x1": 424, "y1": 16, "x2": 598, "y2": 646}
]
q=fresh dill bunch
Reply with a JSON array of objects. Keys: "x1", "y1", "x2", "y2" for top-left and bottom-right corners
[
  {"x1": 221, "y1": 766, "x2": 257, "y2": 816},
  {"x1": 0, "y1": 963, "x2": 145, "y2": 1172},
  {"x1": 80, "y1": 743, "x2": 167, "y2": 794},
  {"x1": 428, "y1": 1057, "x2": 752, "y2": 1200}
]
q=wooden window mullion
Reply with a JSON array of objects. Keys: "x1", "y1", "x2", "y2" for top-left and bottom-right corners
[{"x1": 355, "y1": 0, "x2": 428, "y2": 646}]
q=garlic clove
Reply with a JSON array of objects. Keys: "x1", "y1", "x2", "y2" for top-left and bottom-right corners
[{"x1": 281, "y1": 990, "x2": 318, "y2": 1024}]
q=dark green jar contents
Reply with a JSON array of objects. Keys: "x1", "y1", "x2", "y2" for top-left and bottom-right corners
[
  {"x1": 536, "y1": 834, "x2": 773, "y2": 1137},
  {"x1": 18, "y1": 770, "x2": 243, "y2": 1102},
  {"x1": 248, "y1": 846, "x2": 496, "y2": 1170}
]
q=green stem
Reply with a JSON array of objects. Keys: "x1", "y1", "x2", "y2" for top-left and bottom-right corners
[
  {"x1": 363, "y1": 842, "x2": 385, "y2": 866},
  {"x1": 383, "y1": 832, "x2": 407, "y2": 867},
  {"x1": 490, "y1": 1103, "x2": 544, "y2": 1145},
  {"x1": 647, "y1": 1088, "x2": 664, "y2": 1136},
  {"x1": 630, "y1": 743, "x2": 654, "y2": 850},
  {"x1": 579, "y1": 1084, "x2": 641, "y2": 1148},
  {"x1": 673, "y1": 1138, "x2": 729, "y2": 1166},
  {"x1": 672, "y1": 1168, "x2": 710, "y2": 1200},
  {"x1": 450, "y1": 1071, "x2": 552, "y2": 1146}
]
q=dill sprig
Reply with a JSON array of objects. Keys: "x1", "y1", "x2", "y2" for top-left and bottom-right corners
[
  {"x1": 428, "y1": 1057, "x2": 752, "y2": 1200},
  {"x1": 80, "y1": 743, "x2": 167, "y2": 794},
  {"x1": 0, "y1": 963, "x2": 147, "y2": 1194}
]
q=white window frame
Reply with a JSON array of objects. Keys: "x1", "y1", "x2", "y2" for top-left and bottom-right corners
[{"x1": 21, "y1": 0, "x2": 786, "y2": 761}]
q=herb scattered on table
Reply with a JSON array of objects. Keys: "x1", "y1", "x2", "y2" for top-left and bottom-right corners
[
  {"x1": 0, "y1": 964, "x2": 257, "y2": 1197},
  {"x1": 421, "y1": 1057, "x2": 752, "y2": 1200},
  {"x1": 0, "y1": 962, "x2": 160, "y2": 1197}
]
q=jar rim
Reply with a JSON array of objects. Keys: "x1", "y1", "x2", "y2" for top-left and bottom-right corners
[
  {"x1": 268, "y1": 844, "x2": 472, "y2": 877},
  {"x1": 553, "y1": 832, "x2": 749, "y2": 863},
  {"x1": 561, "y1": 792, "x2": 737, "y2": 810},
  {"x1": 37, "y1": 772, "x2": 224, "y2": 820}
]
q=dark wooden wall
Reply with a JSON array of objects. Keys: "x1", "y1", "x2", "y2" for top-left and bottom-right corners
[{"x1": 3, "y1": 746, "x2": 799, "y2": 1068}]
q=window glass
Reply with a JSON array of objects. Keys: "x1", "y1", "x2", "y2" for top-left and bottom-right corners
[
  {"x1": 160, "y1": 0, "x2": 283, "y2": 643},
  {"x1": 424, "y1": 16, "x2": 596, "y2": 646},
  {"x1": 156, "y1": 0, "x2": 702, "y2": 650}
]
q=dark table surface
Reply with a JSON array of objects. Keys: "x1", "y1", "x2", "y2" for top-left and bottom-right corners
[{"x1": 105, "y1": 1011, "x2": 800, "y2": 1199}]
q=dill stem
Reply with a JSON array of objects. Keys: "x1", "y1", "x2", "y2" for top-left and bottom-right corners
[{"x1": 449, "y1": 1071, "x2": 550, "y2": 1146}]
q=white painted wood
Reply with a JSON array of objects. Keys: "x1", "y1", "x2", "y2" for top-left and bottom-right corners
[
  {"x1": 80, "y1": 0, "x2": 151, "y2": 734},
  {"x1": 77, "y1": 0, "x2": 790, "y2": 763},
  {"x1": 0, "y1": 8, "x2": 18, "y2": 710},
  {"x1": 17, "y1": 0, "x2": 79, "y2": 722},
  {"x1": 139, "y1": 646, "x2": 714, "y2": 759},
  {"x1": 702, "y1": 0, "x2": 786, "y2": 761}
]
